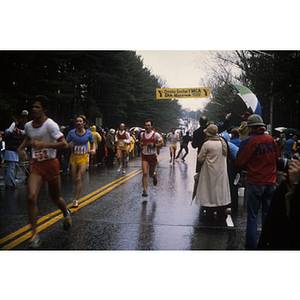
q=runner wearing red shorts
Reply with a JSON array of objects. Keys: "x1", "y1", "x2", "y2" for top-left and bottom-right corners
[
  {"x1": 17, "y1": 95, "x2": 71, "y2": 249},
  {"x1": 140, "y1": 119, "x2": 164, "y2": 197}
]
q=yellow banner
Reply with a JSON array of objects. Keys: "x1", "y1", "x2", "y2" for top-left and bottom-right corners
[{"x1": 156, "y1": 87, "x2": 210, "y2": 99}]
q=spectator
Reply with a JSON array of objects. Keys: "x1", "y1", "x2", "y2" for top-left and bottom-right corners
[
  {"x1": 192, "y1": 113, "x2": 231, "y2": 172},
  {"x1": 283, "y1": 135, "x2": 298, "y2": 159},
  {"x1": 238, "y1": 112, "x2": 251, "y2": 141},
  {"x1": 258, "y1": 159, "x2": 300, "y2": 249},
  {"x1": 106, "y1": 128, "x2": 115, "y2": 165},
  {"x1": 90, "y1": 125, "x2": 102, "y2": 167},
  {"x1": 230, "y1": 128, "x2": 242, "y2": 148},
  {"x1": 278, "y1": 133, "x2": 286, "y2": 158},
  {"x1": 4, "y1": 117, "x2": 25, "y2": 188},
  {"x1": 195, "y1": 124, "x2": 231, "y2": 221},
  {"x1": 220, "y1": 131, "x2": 240, "y2": 211},
  {"x1": 62, "y1": 119, "x2": 75, "y2": 175},
  {"x1": 236, "y1": 114, "x2": 279, "y2": 249}
]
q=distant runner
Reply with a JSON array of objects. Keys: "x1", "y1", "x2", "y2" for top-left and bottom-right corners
[
  {"x1": 115, "y1": 123, "x2": 132, "y2": 174},
  {"x1": 167, "y1": 128, "x2": 180, "y2": 164}
]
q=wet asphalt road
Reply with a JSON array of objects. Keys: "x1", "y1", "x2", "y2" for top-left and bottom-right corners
[{"x1": 0, "y1": 144, "x2": 256, "y2": 250}]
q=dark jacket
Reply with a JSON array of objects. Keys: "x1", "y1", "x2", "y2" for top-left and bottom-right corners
[
  {"x1": 5, "y1": 128, "x2": 22, "y2": 151},
  {"x1": 258, "y1": 182, "x2": 300, "y2": 250},
  {"x1": 192, "y1": 118, "x2": 230, "y2": 172}
]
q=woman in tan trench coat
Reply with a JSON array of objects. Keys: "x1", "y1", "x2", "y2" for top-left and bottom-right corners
[{"x1": 195, "y1": 124, "x2": 231, "y2": 220}]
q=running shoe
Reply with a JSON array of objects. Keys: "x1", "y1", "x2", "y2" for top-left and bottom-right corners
[
  {"x1": 122, "y1": 169, "x2": 126, "y2": 174},
  {"x1": 169, "y1": 159, "x2": 172, "y2": 163},
  {"x1": 153, "y1": 174, "x2": 158, "y2": 186},
  {"x1": 72, "y1": 200, "x2": 79, "y2": 208},
  {"x1": 142, "y1": 190, "x2": 148, "y2": 197},
  {"x1": 118, "y1": 166, "x2": 121, "y2": 172},
  {"x1": 27, "y1": 234, "x2": 41, "y2": 249},
  {"x1": 63, "y1": 209, "x2": 72, "y2": 231}
]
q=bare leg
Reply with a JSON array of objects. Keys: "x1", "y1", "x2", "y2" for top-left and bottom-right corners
[
  {"x1": 117, "y1": 149, "x2": 122, "y2": 167},
  {"x1": 27, "y1": 173, "x2": 43, "y2": 237},
  {"x1": 122, "y1": 151, "x2": 127, "y2": 168},
  {"x1": 142, "y1": 160, "x2": 149, "y2": 192},
  {"x1": 48, "y1": 176, "x2": 68, "y2": 217},
  {"x1": 71, "y1": 164, "x2": 87, "y2": 200}
]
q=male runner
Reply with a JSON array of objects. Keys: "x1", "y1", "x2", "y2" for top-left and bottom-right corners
[
  {"x1": 66, "y1": 115, "x2": 95, "y2": 208},
  {"x1": 140, "y1": 119, "x2": 164, "y2": 197},
  {"x1": 168, "y1": 128, "x2": 180, "y2": 164},
  {"x1": 17, "y1": 95, "x2": 71, "y2": 249},
  {"x1": 115, "y1": 123, "x2": 131, "y2": 174}
]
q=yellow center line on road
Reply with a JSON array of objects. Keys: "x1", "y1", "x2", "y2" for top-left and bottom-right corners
[{"x1": 1, "y1": 154, "x2": 168, "y2": 250}]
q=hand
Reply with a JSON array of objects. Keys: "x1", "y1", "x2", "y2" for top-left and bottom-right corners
[
  {"x1": 17, "y1": 149, "x2": 29, "y2": 161},
  {"x1": 147, "y1": 142, "x2": 155, "y2": 149},
  {"x1": 31, "y1": 139, "x2": 44, "y2": 149},
  {"x1": 226, "y1": 113, "x2": 231, "y2": 119},
  {"x1": 288, "y1": 160, "x2": 300, "y2": 184},
  {"x1": 90, "y1": 149, "x2": 96, "y2": 155}
]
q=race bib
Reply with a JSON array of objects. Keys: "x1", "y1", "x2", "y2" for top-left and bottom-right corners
[
  {"x1": 143, "y1": 146, "x2": 152, "y2": 154},
  {"x1": 33, "y1": 149, "x2": 49, "y2": 161},
  {"x1": 118, "y1": 141, "x2": 125, "y2": 147},
  {"x1": 74, "y1": 145, "x2": 86, "y2": 155}
]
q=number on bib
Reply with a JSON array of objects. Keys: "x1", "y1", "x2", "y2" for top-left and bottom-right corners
[
  {"x1": 33, "y1": 149, "x2": 49, "y2": 161},
  {"x1": 74, "y1": 146, "x2": 86, "y2": 155}
]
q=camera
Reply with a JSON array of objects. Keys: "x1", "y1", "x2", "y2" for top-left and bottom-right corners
[{"x1": 277, "y1": 155, "x2": 299, "y2": 173}]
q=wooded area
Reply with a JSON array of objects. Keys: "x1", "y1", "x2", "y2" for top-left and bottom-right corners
[
  {"x1": 201, "y1": 50, "x2": 300, "y2": 134},
  {"x1": 0, "y1": 51, "x2": 181, "y2": 132}
]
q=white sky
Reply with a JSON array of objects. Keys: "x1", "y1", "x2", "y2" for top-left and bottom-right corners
[{"x1": 136, "y1": 50, "x2": 212, "y2": 111}]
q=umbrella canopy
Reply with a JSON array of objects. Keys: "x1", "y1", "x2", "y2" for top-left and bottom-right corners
[
  {"x1": 231, "y1": 84, "x2": 262, "y2": 116},
  {"x1": 283, "y1": 128, "x2": 300, "y2": 138},
  {"x1": 275, "y1": 127, "x2": 287, "y2": 133},
  {"x1": 129, "y1": 126, "x2": 142, "y2": 132}
]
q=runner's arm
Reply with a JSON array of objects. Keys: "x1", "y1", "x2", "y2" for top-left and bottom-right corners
[
  {"x1": 17, "y1": 135, "x2": 31, "y2": 160},
  {"x1": 31, "y1": 136, "x2": 68, "y2": 150}
]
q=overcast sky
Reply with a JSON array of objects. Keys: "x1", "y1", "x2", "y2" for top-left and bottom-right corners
[{"x1": 136, "y1": 50, "x2": 213, "y2": 111}]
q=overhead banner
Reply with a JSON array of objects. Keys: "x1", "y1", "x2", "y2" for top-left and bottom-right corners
[{"x1": 156, "y1": 87, "x2": 210, "y2": 99}]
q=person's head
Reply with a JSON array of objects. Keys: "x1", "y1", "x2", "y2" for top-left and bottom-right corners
[
  {"x1": 144, "y1": 119, "x2": 153, "y2": 132},
  {"x1": 292, "y1": 135, "x2": 298, "y2": 141},
  {"x1": 199, "y1": 116, "x2": 207, "y2": 126},
  {"x1": 119, "y1": 123, "x2": 125, "y2": 130},
  {"x1": 242, "y1": 111, "x2": 251, "y2": 121},
  {"x1": 186, "y1": 131, "x2": 189, "y2": 136},
  {"x1": 109, "y1": 128, "x2": 115, "y2": 135},
  {"x1": 231, "y1": 128, "x2": 239, "y2": 138},
  {"x1": 31, "y1": 95, "x2": 49, "y2": 118},
  {"x1": 204, "y1": 124, "x2": 218, "y2": 137},
  {"x1": 247, "y1": 114, "x2": 265, "y2": 131},
  {"x1": 171, "y1": 127, "x2": 175, "y2": 133},
  {"x1": 91, "y1": 125, "x2": 96, "y2": 132},
  {"x1": 32, "y1": 95, "x2": 50, "y2": 111},
  {"x1": 76, "y1": 115, "x2": 87, "y2": 128}
]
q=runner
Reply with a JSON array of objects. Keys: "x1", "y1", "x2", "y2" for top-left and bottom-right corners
[
  {"x1": 175, "y1": 131, "x2": 192, "y2": 161},
  {"x1": 66, "y1": 115, "x2": 95, "y2": 208},
  {"x1": 17, "y1": 95, "x2": 71, "y2": 249},
  {"x1": 115, "y1": 123, "x2": 131, "y2": 174},
  {"x1": 167, "y1": 128, "x2": 180, "y2": 164},
  {"x1": 140, "y1": 119, "x2": 164, "y2": 197}
]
